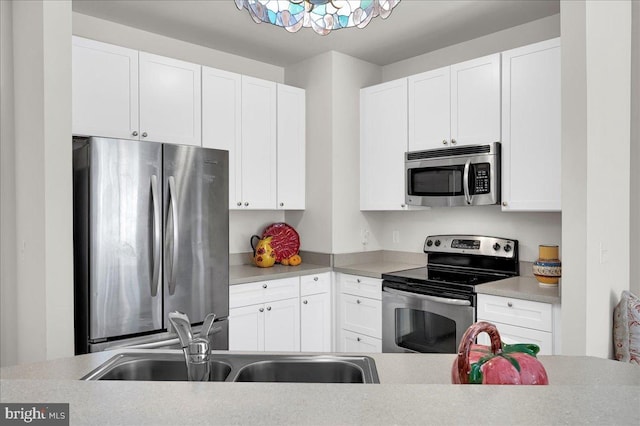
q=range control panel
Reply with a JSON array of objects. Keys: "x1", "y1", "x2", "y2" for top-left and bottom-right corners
[{"x1": 424, "y1": 235, "x2": 517, "y2": 258}]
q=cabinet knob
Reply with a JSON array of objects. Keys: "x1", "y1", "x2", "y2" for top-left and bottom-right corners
[
  {"x1": 303, "y1": 300, "x2": 308, "y2": 304},
  {"x1": 451, "y1": 139, "x2": 457, "y2": 145},
  {"x1": 266, "y1": 306, "x2": 271, "y2": 311},
  {"x1": 142, "y1": 132, "x2": 148, "y2": 138},
  {"x1": 401, "y1": 204, "x2": 406, "y2": 208},
  {"x1": 507, "y1": 301, "x2": 513, "y2": 308},
  {"x1": 132, "y1": 131, "x2": 138, "y2": 137},
  {"x1": 279, "y1": 202, "x2": 284, "y2": 207},
  {"x1": 262, "y1": 283, "x2": 267, "y2": 289},
  {"x1": 357, "y1": 337, "x2": 361, "y2": 342},
  {"x1": 259, "y1": 307, "x2": 264, "y2": 312},
  {"x1": 442, "y1": 140, "x2": 448, "y2": 145},
  {"x1": 356, "y1": 279, "x2": 361, "y2": 283},
  {"x1": 502, "y1": 201, "x2": 508, "y2": 207},
  {"x1": 237, "y1": 202, "x2": 242, "y2": 206},
  {"x1": 356, "y1": 299, "x2": 361, "y2": 304},
  {"x1": 244, "y1": 202, "x2": 249, "y2": 207}
]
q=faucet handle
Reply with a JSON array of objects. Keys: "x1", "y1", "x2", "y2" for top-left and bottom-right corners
[
  {"x1": 168, "y1": 311, "x2": 193, "y2": 348},
  {"x1": 200, "y1": 313, "x2": 217, "y2": 340}
]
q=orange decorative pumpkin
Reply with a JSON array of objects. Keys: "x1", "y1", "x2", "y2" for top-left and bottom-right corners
[{"x1": 288, "y1": 254, "x2": 302, "y2": 266}]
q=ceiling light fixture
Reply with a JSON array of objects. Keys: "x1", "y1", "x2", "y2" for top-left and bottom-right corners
[{"x1": 234, "y1": 0, "x2": 401, "y2": 36}]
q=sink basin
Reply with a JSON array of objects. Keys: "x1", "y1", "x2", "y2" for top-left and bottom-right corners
[
  {"x1": 234, "y1": 359, "x2": 366, "y2": 383},
  {"x1": 82, "y1": 352, "x2": 379, "y2": 383},
  {"x1": 82, "y1": 353, "x2": 232, "y2": 382}
]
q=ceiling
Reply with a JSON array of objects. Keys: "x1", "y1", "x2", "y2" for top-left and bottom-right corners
[{"x1": 72, "y1": 0, "x2": 560, "y2": 67}]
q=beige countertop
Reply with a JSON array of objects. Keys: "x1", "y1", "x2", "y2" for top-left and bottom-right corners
[
  {"x1": 230, "y1": 263, "x2": 332, "y2": 285},
  {"x1": 1, "y1": 350, "x2": 638, "y2": 425},
  {"x1": 333, "y1": 261, "x2": 424, "y2": 278},
  {"x1": 476, "y1": 276, "x2": 561, "y2": 304}
]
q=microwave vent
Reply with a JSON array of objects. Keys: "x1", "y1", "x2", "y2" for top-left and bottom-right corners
[{"x1": 407, "y1": 144, "x2": 493, "y2": 160}]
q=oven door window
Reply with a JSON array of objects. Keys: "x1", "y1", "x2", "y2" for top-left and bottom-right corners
[
  {"x1": 395, "y1": 308, "x2": 457, "y2": 353},
  {"x1": 408, "y1": 166, "x2": 464, "y2": 197}
]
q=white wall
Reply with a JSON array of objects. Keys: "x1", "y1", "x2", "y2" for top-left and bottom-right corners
[
  {"x1": 0, "y1": 0, "x2": 18, "y2": 368},
  {"x1": 9, "y1": 0, "x2": 74, "y2": 364},
  {"x1": 284, "y1": 53, "x2": 335, "y2": 253},
  {"x1": 229, "y1": 211, "x2": 284, "y2": 254},
  {"x1": 631, "y1": 0, "x2": 640, "y2": 297},
  {"x1": 562, "y1": 0, "x2": 633, "y2": 358},
  {"x1": 72, "y1": 13, "x2": 284, "y2": 83},
  {"x1": 383, "y1": 14, "x2": 560, "y2": 81}
]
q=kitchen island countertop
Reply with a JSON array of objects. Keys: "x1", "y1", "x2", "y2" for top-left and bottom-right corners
[{"x1": 1, "y1": 350, "x2": 638, "y2": 425}]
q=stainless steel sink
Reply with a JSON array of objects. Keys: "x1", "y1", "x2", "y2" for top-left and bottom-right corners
[{"x1": 82, "y1": 352, "x2": 379, "y2": 384}]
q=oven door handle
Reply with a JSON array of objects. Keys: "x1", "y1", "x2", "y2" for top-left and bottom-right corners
[{"x1": 383, "y1": 287, "x2": 472, "y2": 306}]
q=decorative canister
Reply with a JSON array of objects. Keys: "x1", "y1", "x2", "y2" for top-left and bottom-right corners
[{"x1": 533, "y1": 245, "x2": 562, "y2": 286}]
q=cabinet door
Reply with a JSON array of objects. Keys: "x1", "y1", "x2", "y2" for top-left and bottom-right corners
[
  {"x1": 72, "y1": 37, "x2": 139, "y2": 140},
  {"x1": 241, "y1": 76, "x2": 277, "y2": 209},
  {"x1": 229, "y1": 304, "x2": 265, "y2": 351},
  {"x1": 360, "y1": 79, "x2": 409, "y2": 211},
  {"x1": 264, "y1": 298, "x2": 300, "y2": 352},
  {"x1": 501, "y1": 38, "x2": 561, "y2": 212},
  {"x1": 340, "y1": 329, "x2": 381, "y2": 353},
  {"x1": 476, "y1": 321, "x2": 553, "y2": 355},
  {"x1": 339, "y1": 294, "x2": 382, "y2": 339},
  {"x1": 139, "y1": 52, "x2": 201, "y2": 146},
  {"x1": 301, "y1": 292, "x2": 331, "y2": 352},
  {"x1": 202, "y1": 67, "x2": 242, "y2": 209},
  {"x1": 276, "y1": 84, "x2": 306, "y2": 210},
  {"x1": 408, "y1": 66, "x2": 451, "y2": 151},
  {"x1": 450, "y1": 53, "x2": 501, "y2": 146}
]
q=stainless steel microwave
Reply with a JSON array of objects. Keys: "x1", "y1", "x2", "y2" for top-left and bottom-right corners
[{"x1": 405, "y1": 142, "x2": 501, "y2": 207}]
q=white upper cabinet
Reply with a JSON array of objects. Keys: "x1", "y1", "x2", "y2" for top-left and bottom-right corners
[
  {"x1": 360, "y1": 78, "x2": 409, "y2": 211},
  {"x1": 501, "y1": 38, "x2": 561, "y2": 212},
  {"x1": 408, "y1": 66, "x2": 450, "y2": 151},
  {"x1": 72, "y1": 36, "x2": 139, "y2": 140},
  {"x1": 72, "y1": 37, "x2": 201, "y2": 146},
  {"x1": 408, "y1": 53, "x2": 501, "y2": 150},
  {"x1": 276, "y1": 84, "x2": 306, "y2": 210},
  {"x1": 202, "y1": 67, "x2": 242, "y2": 208},
  {"x1": 450, "y1": 53, "x2": 501, "y2": 146},
  {"x1": 139, "y1": 52, "x2": 201, "y2": 146},
  {"x1": 240, "y1": 76, "x2": 277, "y2": 210}
]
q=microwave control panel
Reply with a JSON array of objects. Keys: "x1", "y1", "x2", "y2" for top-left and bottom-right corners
[{"x1": 473, "y1": 163, "x2": 491, "y2": 195}]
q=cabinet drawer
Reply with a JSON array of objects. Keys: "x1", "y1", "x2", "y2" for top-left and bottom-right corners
[
  {"x1": 340, "y1": 329, "x2": 382, "y2": 353},
  {"x1": 477, "y1": 294, "x2": 552, "y2": 332},
  {"x1": 338, "y1": 273, "x2": 381, "y2": 300},
  {"x1": 339, "y1": 294, "x2": 381, "y2": 339},
  {"x1": 300, "y1": 272, "x2": 330, "y2": 296},
  {"x1": 229, "y1": 277, "x2": 299, "y2": 308},
  {"x1": 476, "y1": 321, "x2": 553, "y2": 355}
]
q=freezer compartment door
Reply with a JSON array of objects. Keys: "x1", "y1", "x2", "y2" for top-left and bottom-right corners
[
  {"x1": 163, "y1": 144, "x2": 229, "y2": 325},
  {"x1": 88, "y1": 137, "x2": 163, "y2": 340}
]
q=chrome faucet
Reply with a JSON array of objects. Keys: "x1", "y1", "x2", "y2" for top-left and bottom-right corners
[{"x1": 168, "y1": 311, "x2": 216, "y2": 381}]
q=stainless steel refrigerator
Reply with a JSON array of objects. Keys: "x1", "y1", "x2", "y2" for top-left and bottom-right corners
[{"x1": 73, "y1": 136, "x2": 229, "y2": 354}]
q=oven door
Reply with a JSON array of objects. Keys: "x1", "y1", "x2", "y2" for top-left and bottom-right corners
[
  {"x1": 382, "y1": 285, "x2": 475, "y2": 353},
  {"x1": 405, "y1": 154, "x2": 498, "y2": 207}
]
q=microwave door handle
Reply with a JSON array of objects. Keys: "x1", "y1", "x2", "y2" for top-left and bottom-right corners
[{"x1": 463, "y1": 159, "x2": 472, "y2": 205}]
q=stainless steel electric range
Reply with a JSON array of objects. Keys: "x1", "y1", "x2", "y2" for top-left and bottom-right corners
[{"x1": 381, "y1": 235, "x2": 519, "y2": 353}]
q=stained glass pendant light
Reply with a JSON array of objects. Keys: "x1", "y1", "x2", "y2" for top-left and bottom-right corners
[{"x1": 234, "y1": 0, "x2": 401, "y2": 36}]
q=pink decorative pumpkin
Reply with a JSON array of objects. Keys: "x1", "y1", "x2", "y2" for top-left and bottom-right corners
[{"x1": 452, "y1": 321, "x2": 549, "y2": 385}]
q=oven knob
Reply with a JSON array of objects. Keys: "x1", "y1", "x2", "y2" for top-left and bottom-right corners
[
  {"x1": 434, "y1": 240, "x2": 441, "y2": 247},
  {"x1": 493, "y1": 243, "x2": 501, "y2": 251},
  {"x1": 504, "y1": 244, "x2": 512, "y2": 252},
  {"x1": 426, "y1": 240, "x2": 433, "y2": 247}
]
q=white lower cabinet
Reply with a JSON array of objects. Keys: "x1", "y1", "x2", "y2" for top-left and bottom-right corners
[
  {"x1": 336, "y1": 273, "x2": 382, "y2": 353},
  {"x1": 229, "y1": 277, "x2": 300, "y2": 352},
  {"x1": 476, "y1": 293, "x2": 557, "y2": 355},
  {"x1": 300, "y1": 273, "x2": 332, "y2": 352}
]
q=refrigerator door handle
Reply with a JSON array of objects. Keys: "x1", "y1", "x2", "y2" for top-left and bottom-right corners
[
  {"x1": 150, "y1": 175, "x2": 161, "y2": 297},
  {"x1": 167, "y1": 176, "x2": 179, "y2": 295}
]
